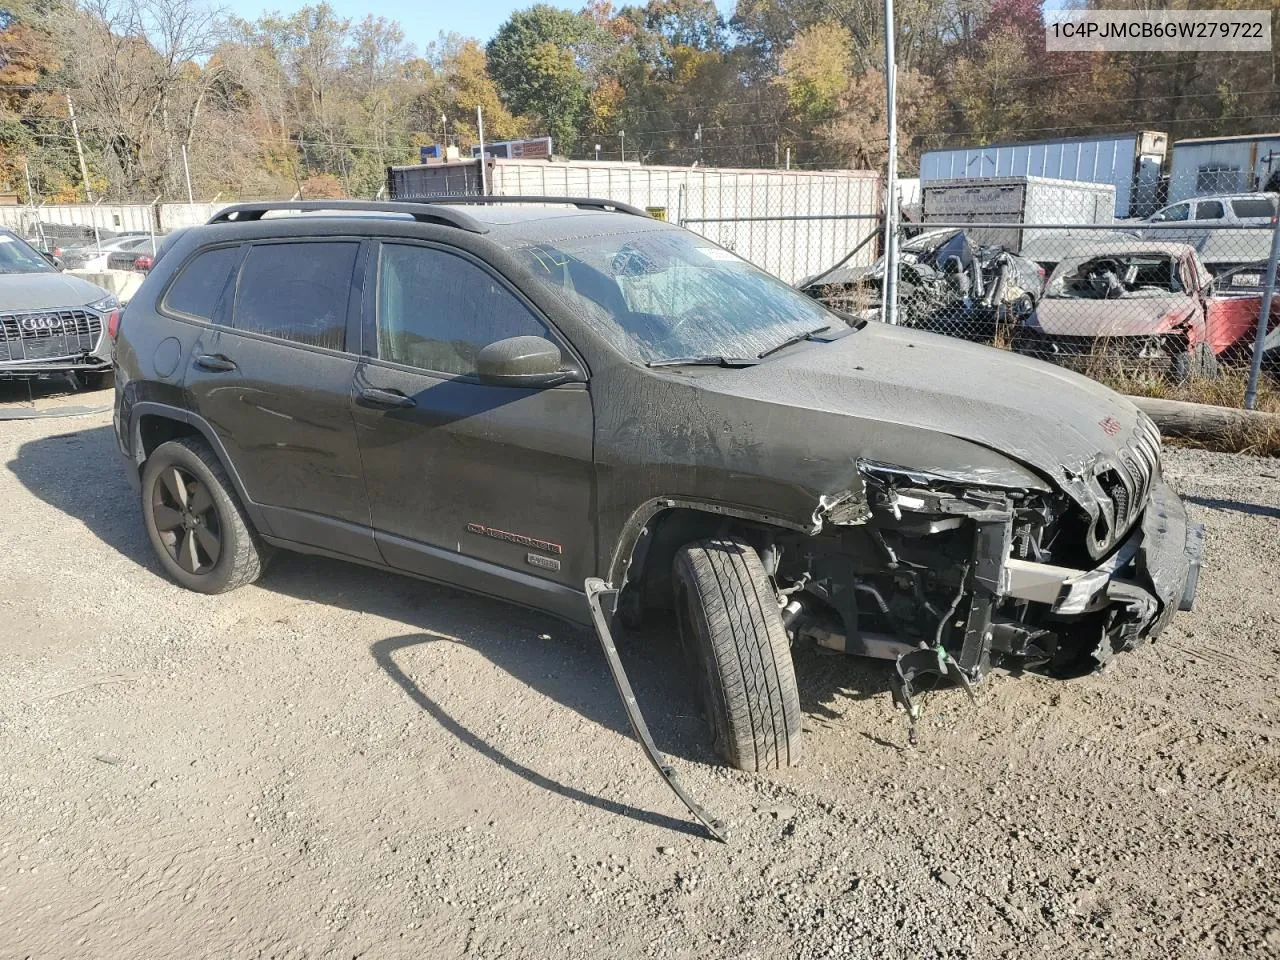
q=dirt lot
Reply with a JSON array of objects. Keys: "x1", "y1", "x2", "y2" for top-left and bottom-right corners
[{"x1": 2, "y1": 397, "x2": 1278, "y2": 960}]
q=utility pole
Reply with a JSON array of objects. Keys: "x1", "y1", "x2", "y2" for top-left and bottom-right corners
[
  {"x1": 65, "y1": 92, "x2": 94, "y2": 204},
  {"x1": 619, "y1": 130, "x2": 625, "y2": 163},
  {"x1": 476, "y1": 105, "x2": 487, "y2": 195},
  {"x1": 880, "y1": 0, "x2": 900, "y2": 325},
  {"x1": 22, "y1": 158, "x2": 36, "y2": 206},
  {"x1": 180, "y1": 143, "x2": 194, "y2": 203},
  {"x1": 595, "y1": 143, "x2": 602, "y2": 162},
  {"x1": 695, "y1": 123, "x2": 702, "y2": 165}
]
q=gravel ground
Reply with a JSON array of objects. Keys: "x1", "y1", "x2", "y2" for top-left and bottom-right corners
[{"x1": 1, "y1": 399, "x2": 1278, "y2": 959}]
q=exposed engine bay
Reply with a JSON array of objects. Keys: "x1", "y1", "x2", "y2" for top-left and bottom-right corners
[{"x1": 761, "y1": 458, "x2": 1201, "y2": 734}]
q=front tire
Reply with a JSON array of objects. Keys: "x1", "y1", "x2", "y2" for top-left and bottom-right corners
[
  {"x1": 673, "y1": 538, "x2": 802, "y2": 771},
  {"x1": 141, "y1": 437, "x2": 266, "y2": 594},
  {"x1": 1172, "y1": 341, "x2": 1219, "y2": 382}
]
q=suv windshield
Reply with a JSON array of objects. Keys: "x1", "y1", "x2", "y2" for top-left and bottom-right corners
[
  {"x1": 516, "y1": 227, "x2": 846, "y2": 363},
  {"x1": 0, "y1": 232, "x2": 55, "y2": 275}
]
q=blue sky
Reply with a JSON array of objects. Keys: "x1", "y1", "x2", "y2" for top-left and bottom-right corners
[{"x1": 223, "y1": 1, "x2": 738, "y2": 48}]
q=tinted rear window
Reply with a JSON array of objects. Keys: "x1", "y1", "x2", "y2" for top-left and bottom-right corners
[
  {"x1": 1232, "y1": 198, "x2": 1275, "y2": 219},
  {"x1": 231, "y1": 242, "x2": 357, "y2": 351},
  {"x1": 164, "y1": 246, "x2": 241, "y2": 320}
]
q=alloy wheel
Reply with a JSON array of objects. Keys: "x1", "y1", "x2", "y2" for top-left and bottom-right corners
[{"x1": 151, "y1": 464, "x2": 221, "y2": 575}]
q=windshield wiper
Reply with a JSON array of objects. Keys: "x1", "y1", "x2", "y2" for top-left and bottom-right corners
[
  {"x1": 646, "y1": 355, "x2": 760, "y2": 368},
  {"x1": 757, "y1": 325, "x2": 832, "y2": 359}
]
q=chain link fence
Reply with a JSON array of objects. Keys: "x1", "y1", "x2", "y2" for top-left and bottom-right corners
[{"x1": 803, "y1": 171, "x2": 1280, "y2": 404}]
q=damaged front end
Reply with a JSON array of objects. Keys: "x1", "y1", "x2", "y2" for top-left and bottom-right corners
[{"x1": 775, "y1": 449, "x2": 1203, "y2": 723}]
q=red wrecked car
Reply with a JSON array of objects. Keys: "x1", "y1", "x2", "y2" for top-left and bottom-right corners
[{"x1": 1013, "y1": 241, "x2": 1279, "y2": 380}]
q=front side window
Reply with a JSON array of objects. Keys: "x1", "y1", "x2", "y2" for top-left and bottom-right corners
[
  {"x1": 164, "y1": 245, "x2": 241, "y2": 320},
  {"x1": 515, "y1": 225, "x2": 845, "y2": 363},
  {"x1": 1196, "y1": 200, "x2": 1225, "y2": 220},
  {"x1": 377, "y1": 243, "x2": 550, "y2": 377},
  {"x1": 231, "y1": 242, "x2": 357, "y2": 351}
]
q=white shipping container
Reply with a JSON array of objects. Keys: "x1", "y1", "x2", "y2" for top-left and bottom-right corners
[{"x1": 487, "y1": 160, "x2": 882, "y2": 285}]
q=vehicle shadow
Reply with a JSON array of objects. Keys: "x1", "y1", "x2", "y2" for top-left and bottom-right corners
[
  {"x1": 11, "y1": 422, "x2": 895, "y2": 826},
  {"x1": 7, "y1": 424, "x2": 162, "y2": 575},
  {"x1": 370, "y1": 630, "x2": 703, "y2": 837},
  {"x1": 1184, "y1": 494, "x2": 1280, "y2": 520}
]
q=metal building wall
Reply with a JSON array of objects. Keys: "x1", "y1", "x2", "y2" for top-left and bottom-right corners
[{"x1": 1166, "y1": 138, "x2": 1280, "y2": 204}]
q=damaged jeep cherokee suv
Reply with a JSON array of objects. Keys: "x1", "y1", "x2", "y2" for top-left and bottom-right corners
[{"x1": 113, "y1": 199, "x2": 1202, "y2": 788}]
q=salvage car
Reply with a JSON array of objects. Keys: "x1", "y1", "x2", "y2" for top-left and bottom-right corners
[
  {"x1": 800, "y1": 229, "x2": 1045, "y2": 343},
  {"x1": 1013, "y1": 240, "x2": 1238, "y2": 380},
  {"x1": 1205, "y1": 260, "x2": 1280, "y2": 364},
  {"x1": 112, "y1": 200, "x2": 1202, "y2": 833},
  {"x1": 0, "y1": 228, "x2": 119, "y2": 386}
]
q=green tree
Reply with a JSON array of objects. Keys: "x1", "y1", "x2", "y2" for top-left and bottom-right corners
[{"x1": 486, "y1": 5, "x2": 602, "y2": 154}]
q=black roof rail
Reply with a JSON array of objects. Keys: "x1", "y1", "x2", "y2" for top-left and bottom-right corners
[
  {"x1": 410, "y1": 195, "x2": 652, "y2": 219},
  {"x1": 207, "y1": 200, "x2": 488, "y2": 234}
]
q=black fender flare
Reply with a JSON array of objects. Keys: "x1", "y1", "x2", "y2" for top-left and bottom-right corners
[
  {"x1": 128, "y1": 401, "x2": 271, "y2": 535},
  {"x1": 605, "y1": 495, "x2": 812, "y2": 592}
]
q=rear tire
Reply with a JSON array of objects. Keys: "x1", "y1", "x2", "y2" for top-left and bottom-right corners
[
  {"x1": 141, "y1": 437, "x2": 266, "y2": 594},
  {"x1": 673, "y1": 537, "x2": 802, "y2": 771}
]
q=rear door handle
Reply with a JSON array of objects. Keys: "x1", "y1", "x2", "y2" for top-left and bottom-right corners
[
  {"x1": 194, "y1": 353, "x2": 237, "y2": 372},
  {"x1": 359, "y1": 386, "x2": 416, "y2": 409}
]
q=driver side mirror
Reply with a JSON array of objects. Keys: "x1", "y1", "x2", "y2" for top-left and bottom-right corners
[
  {"x1": 1149, "y1": 212, "x2": 1166, "y2": 223},
  {"x1": 41, "y1": 251, "x2": 64, "y2": 271},
  {"x1": 475, "y1": 335, "x2": 580, "y2": 388}
]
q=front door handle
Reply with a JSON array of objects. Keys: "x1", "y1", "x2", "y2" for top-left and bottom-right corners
[
  {"x1": 194, "y1": 353, "x2": 237, "y2": 373},
  {"x1": 359, "y1": 386, "x2": 417, "y2": 409}
]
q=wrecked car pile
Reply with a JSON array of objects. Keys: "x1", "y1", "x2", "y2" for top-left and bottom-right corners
[{"x1": 799, "y1": 229, "x2": 1045, "y2": 344}]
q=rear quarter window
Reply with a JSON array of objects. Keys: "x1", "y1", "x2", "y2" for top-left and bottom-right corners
[
  {"x1": 231, "y1": 241, "x2": 358, "y2": 351},
  {"x1": 1231, "y1": 198, "x2": 1276, "y2": 219},
  {"x1": 163, "y1": 245, "x2": 242, "y2": 320}
]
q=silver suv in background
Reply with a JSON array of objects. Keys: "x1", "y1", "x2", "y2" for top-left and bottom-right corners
[
  {"x1": 0, "y1": 229, "x2": 119, "y2": 387},
  {"x1": 1141, "y1": 193, "x2": 1278, "y2": 272}
]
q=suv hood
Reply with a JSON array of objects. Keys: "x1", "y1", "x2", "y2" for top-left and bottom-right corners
[
  {"x1": 0, "y1": 272, "x2": 111, "y2": 310},
  {"x1": 701, "y1": 321, "x2": 1146, "y2": 488}
]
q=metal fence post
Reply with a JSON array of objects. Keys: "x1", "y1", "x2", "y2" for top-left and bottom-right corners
[
  {"x1": 1245, "y1": 213, "x2": 1280, "y2": 410},
  {"x1": 880, "y1": 0, "x2": 899, "y2": 325}
]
